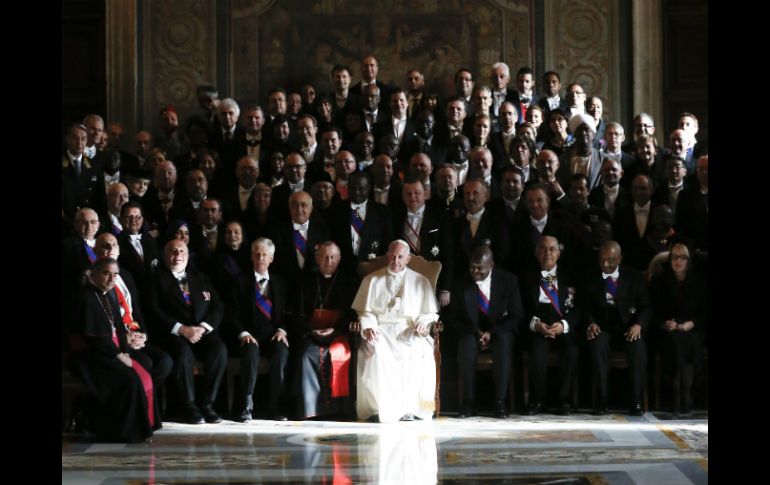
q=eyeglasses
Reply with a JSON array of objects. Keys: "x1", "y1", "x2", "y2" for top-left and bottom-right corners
[{"x1": 636, "y1": 124, "x2": 654, "y2": 129}]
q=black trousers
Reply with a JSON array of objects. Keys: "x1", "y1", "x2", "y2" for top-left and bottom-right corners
[
  {"x1": 529, "y1": 332, "x2": 578, "y2": 404},
  {"x1": 239, "y1": 337, "x2": 289, "y2": 412},
  {"x1": 457, "y1": 331, "x2": 513, "y2": 405},
  {"x1": 587, "y1": 330, "x2": 646, "y2": 403},
  {"x1": 167, "y1": 332, "x2": 227, "y2": 409}
]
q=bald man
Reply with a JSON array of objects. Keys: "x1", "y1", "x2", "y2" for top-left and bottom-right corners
[
  {"x1": 522, "y1": 235, "x2": 581, "y2": 416},
  {"x1": 269, "y1": 191, "x2": 330, "y2": 278},
  {"x1": 582, "y1": 240, "x2": 651, "y2": 416}
]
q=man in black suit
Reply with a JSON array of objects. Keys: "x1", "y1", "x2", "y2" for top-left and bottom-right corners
[
  {"x1": 510, "y1": 66, "x2": 539, "y2": 124},
  {"x1": 227, "y1": 238, "x2": 290, "y2": 421},
  {"x1": 271, "y1": 152, "x2": 309, "y2": 219},
  {"x1": 223, "y1": 156, "x2": 261, "y2": 223},
  {"x1": 168, "y1": 169, "x2": 211, "y2": 226},
  {"x1": 489, "y1": 62, "x2": 518, "y2": 118},
  {"x1": 537, "y1": 71, "x2": 568, "y2": 121},
  {"x1": 433, "y1": 163, "x2": 465, "y2": 220},
  {"x1": 453, "y1": 246, "x2": 523, "y2": 418},
  {"x1": 587, "y1": 158, "x2": 631, "y2": 221},
  {"x1": 393, "y1": 177, "x2": 455, "y2": 305},
  {"x1": 583, "y1": 241, "x2": 652, "y2": 415},
  {"x1": 269, "y1": 191, "x2": 330, "y2": 278},
  {"x1": 62, "y1": 123, "x2": 107, "y2": 223},
  {"x1": 522, "y1": 235, "x2": 580, "y2": 416},
  {"x1": 117, "y1": 201, "x2": 160, "y2": 299},
  {"x1": 349, "y1": 55, "x2": 391, "y2": 113},
  {"x1": 455, "y1": 178, "x2": 510, "y2": 273},
  {"x1": 613, "y1": 174, "x2": 656, "y2": 261},
  {"x1": 210, "y1": 98, "x2": 247, "y2": 187},
  {"x1": 674, "y1": 155, "x2": 708, "y2": 253},
  {"x1": 148, "y1": 239, "x2": 228, "y2": 425},
  {"x1": 370, "y1": 154, "x2": 403, "y2": 211},
  {"x1": 292, "y1": 242, "x2": 358, "y2": 419},
  {"x1": 652, "y1": 155, "x2": 689, "y2": 218},
  {"x1": 398, "y1": 110, "x2": 446, "y2": 167},
  {"x1": 435, "y1": 97, "x2": 468, "y2": 155},
  {"x1": 510, "y1": 182, "x2": 589, "y2": 277},
  {"x1": 327, "y1": 171, "x2": 392, "y2": 276},
  {"x1": 373, "y1": 88, "x2": 417, "y2": 153}
]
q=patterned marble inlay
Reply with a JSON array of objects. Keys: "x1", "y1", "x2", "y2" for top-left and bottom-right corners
[{"x1": 63, "y1": 416, "x2": 707, "y2": 485}]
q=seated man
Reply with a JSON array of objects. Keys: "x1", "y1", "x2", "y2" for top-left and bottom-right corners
[
  {"x1": 353, "y1": 240, "x2": 439, "y2": 422},
  {"x1": 148, "y1": 239, "x2": 228, "y2": 425},
  {"x1": 228, "y1": 237, "x2": 290, "y2": 422},
  {"x1": 583, "y1": 240, "x2": 651, "y2": 416},
  {"x1": 76, "y1": 257, "x2": 160, "y2": 443},
  {"x1": 293, "y1": 242, "x2": 358, "y2": 419},
  {"x1": 453, "y1": 245, "x2": 522, "y2": 418}
]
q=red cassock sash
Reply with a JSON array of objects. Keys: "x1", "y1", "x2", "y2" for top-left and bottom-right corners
[{"x1": 311, "y1": 309, "x2": 350, "y2": 398}]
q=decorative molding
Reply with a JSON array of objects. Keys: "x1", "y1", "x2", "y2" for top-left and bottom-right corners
[
  {"x1": 544, "y1": 0, "x2": 620, "y2": 122},
  {"x1": 141, "y1": 0, "x2": 217, "y2": 133}
]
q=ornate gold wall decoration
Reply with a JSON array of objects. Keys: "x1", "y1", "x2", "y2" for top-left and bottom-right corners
[
  {"x1": 544, "y1": 0, "x2": 620, "y2": 121},
  {"x1": 142, "y1": 0, "x2": 218, "y2": 132}
]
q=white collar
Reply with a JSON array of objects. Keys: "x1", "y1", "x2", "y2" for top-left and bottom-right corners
[
  {"x1": 254, "y1": 271, "x2": 270, "y2": 282},
  {"x1": 407, "y1": 205, "x2": 426, "y2": 218},
  {"x1": 602, "y1": 269, "x2": 620, "y2": 280}
]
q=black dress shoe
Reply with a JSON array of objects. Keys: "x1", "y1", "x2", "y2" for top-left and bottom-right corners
[
  {"x1": 494, "y1": 400, "x2": 508, "y2": 419},
  {"x1": 629, "y1": 402, "x2": 643, "y2": 416},
  {"x1": 272, "y1": 414, "x2": 288, "y2": 421},
  {"x1": 185, "y1": 409, "x2": 205, "y2": 425},
  {"x1": 458, "y1": 408, "x2": 473, "y2": 419},
  {"x1": 366, "y1": 414, "x2": 380, "y2": 422},
  {"x1": 556, "y1": 402, "x2": 571, "y2": 416},
  {"x1": 399, "y1": 414, "x2": 415, "y2": 421},
  {"x1": 201, "y1": 406, "x2": 223, "y2": 424},
  {"x1": 235, "y1": 408, "x2": 252, "y2": 423},
  {"x1": 527, "y1": 402, "x2": 543, "y2": 416}
]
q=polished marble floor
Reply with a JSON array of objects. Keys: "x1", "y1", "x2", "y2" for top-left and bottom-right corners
[{"x1": 62, "y1": 411, "x2": 707, "y2": 484}]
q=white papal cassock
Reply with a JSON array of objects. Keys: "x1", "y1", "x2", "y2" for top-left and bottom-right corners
[{"x1": 352, "y1": 266, "x2": 438, "y2": 422}]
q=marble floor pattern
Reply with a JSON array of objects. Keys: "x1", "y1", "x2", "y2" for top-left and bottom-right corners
[{"x1": 62, "y1": 412, "x2": 707, "y2": 484}]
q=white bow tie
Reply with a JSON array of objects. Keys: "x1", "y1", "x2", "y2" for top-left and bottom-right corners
[
  {"x1": 129, "y1": 234, "x2": 142, "y2": 242},
  {"x1": 204, "y1": 229, "x2": 217, "y2": 237},
  {"x1": 85, "y1": 239, "x2": 96, "y2": 247},
  {"x1": 541, "y1": 269, "x2": 556, "y2": 278},
  {"x1": 293, "y1": 222, "x2": 308, "y2": 231},
  {"x1": 602, "y1": 271, "x2": 619, "y2": 280}
]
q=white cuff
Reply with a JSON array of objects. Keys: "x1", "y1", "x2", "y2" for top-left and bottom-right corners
[
  {"x1": 529, "y1": 317, "x2": 540, "y2": 332},
  {"x1": 561, "y1": 319, "x2": 569, "y2": 333},
  {"x1": 200, "y1": 322, "x2": 213, "y2": 333},
  {"x1": 171, "y1": 322, "x2": 183, "y2": 335}
]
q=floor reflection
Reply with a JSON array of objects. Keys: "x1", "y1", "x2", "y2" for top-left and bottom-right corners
[{"x1": 62, "y1": 415, "x2": 707, "y2": 485}]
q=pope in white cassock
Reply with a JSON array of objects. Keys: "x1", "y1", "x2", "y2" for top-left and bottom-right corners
[{"x1": 352, "y1": 239, "x2": 439, "y2": 422}]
